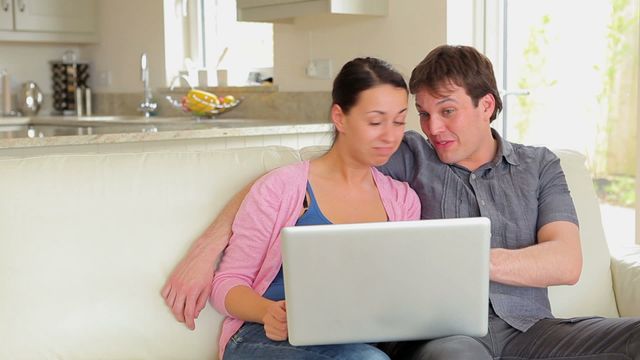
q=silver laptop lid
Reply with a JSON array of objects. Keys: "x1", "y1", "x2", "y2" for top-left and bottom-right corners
[{"x1": 281, "y1": 217, "x2": 491, "y2": 346}]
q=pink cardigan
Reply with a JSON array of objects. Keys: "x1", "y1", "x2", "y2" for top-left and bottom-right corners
[{"x1": 210, "y1": 160, "x2": 421, "y2": 358}]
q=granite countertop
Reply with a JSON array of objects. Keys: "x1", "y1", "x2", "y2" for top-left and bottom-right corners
[{"x1": 0, "y1": 116, "x2": 333, "y2": 149}]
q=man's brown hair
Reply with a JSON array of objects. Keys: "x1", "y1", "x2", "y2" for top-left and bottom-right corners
[{"x1": 409, "y1": 45, "x2": 503, "y2": 121}]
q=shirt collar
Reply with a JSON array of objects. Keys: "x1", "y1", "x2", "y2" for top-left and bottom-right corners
[{"x1": 491, "y1": 128, "x2": 520, "y2": 167}]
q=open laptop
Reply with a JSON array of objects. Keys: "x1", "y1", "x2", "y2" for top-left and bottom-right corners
[{"x1": 280, "y1": 217, "x2": 491, "y2": 346}]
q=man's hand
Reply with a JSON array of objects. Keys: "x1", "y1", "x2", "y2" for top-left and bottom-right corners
[
  {"x1": 262, "y1": 300, "x2": 288, "y2": 341},
  {"x1": 162, "y1": 251, "x2": 216, "y2": 330}
]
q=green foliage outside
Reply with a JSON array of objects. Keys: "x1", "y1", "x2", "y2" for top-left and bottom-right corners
[
  {"x1": 517, "y1": 1, "x2": 638, "y2": 207},
  {"x1": 593, "y1": 0, "x2": 639, "y2": 177},
  {"x1": 515, "y1": 15, "x2": 556, "y2": 142},
  {"x1": 594, "y1": 175, "x2": 636, "y2": 207}
]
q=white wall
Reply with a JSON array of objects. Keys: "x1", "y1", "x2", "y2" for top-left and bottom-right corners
[
  {"x1": 0, "y1": 43, "x2": 83, "y2": 97},
  {"x1": 85, "y1": 0, "x2": 166, "y2": 93},
  {"x1": 273, "y1": 1, "x2": 447, "y2": 132}
]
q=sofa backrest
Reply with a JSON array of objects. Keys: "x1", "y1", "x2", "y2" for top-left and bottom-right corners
[
  {"x1": 547, "y1": 149, "x2": 619, "y2": 318},
  {"x1": 0, "y1": 146, "x2": 301, "y2": 360},
  {"x1": 0, "y1": 145, "x2": 620, "y2": 360}
]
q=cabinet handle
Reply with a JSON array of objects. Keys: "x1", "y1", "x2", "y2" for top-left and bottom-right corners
[
  {"x1": 1, "y1": 0, "x2": 9, "y2": 12},
  {"x1": 17, "y1": 0, "x2": 25, "y2": 12}
]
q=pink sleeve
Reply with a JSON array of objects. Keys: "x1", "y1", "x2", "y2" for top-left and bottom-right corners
[
  {"x1": 399, "y1": 181, "x2": 421, "y2": 220},
  {"x1": 210, "y1": 171, "x2": 286, "y2": 317}
]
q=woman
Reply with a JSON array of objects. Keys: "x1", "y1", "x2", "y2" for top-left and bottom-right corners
[{"x1": 211, "y1": 57, "x2": 421, "y2": 359}]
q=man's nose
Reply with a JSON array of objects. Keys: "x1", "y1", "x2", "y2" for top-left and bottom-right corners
[{"x1": 426, "y1": 116, "x2": 445, "y2": 135}]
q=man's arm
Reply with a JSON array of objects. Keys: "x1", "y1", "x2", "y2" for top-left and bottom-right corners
[
  {"x1": 161, "y1": 181, "x2": 253, "y2": 330},
  {"x1": 490, "y1": 220, "x2": 582, "y2": 287}
]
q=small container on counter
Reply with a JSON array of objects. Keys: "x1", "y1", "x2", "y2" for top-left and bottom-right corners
[{"x1": 84, "y1": 87, "x2": 92, "y2": 116}]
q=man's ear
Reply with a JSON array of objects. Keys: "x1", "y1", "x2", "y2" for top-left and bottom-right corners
[
  {"x1": 480, "y1": 93, "x2": 496, "y2": 118},
  {"x1": 331, "y1": 104, "x2": 346, "y2": 132}
]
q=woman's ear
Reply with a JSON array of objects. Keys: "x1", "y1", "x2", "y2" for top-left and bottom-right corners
[{"x1": 331, "y1": 104, "x2": 346, "y2": 132}]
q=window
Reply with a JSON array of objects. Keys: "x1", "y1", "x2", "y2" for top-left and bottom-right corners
[
  {"x1": 481, "y1": 0, "x2": 639, "y2": 251},
  {"x1": 163, "y1": 0, "x2": 273, "y2": 87}
]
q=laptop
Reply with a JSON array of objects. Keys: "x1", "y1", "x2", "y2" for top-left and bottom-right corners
[{"x1": 280, "y1": 217, "x2": 491, "y2": 346}]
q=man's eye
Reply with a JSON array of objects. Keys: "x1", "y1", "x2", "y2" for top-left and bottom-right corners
[
  {"x1": 418, "y1": 112, "x2": 429, "y2": 118},
  {"x1": 442, "y1": 108, "x2": 455, "y2": 116}
]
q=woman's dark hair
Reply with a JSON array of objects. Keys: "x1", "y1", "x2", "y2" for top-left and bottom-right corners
[
  {"x1": 409, "y1": 45, "x2": 503, "y2": 121},
  {"x1": 332, "y1": 57, "x2": 408, "y2": 114}
]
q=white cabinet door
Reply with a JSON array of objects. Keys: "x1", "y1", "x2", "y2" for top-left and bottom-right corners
[
  {"x1": 14, "y1": 0, "x2": 97, "y2": 33},
  {"x1": 0, "y1": 0, "x2": 13, "y2": 30}
]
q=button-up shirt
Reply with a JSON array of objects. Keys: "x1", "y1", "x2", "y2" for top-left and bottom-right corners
[{"x1": 379, "y1": 129, "x2": 579, "y2": 331}]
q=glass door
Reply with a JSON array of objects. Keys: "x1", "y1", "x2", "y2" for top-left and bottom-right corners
[{"x1": 483, "y1": 0, "x2": 639, "y2": 250}]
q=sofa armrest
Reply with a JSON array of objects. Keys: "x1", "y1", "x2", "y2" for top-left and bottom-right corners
[{"x1": 611, "y1": 247, "x2": 640, "y2": 317}]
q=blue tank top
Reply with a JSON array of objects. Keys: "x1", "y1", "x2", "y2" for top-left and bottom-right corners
[{"x1": 262, "y1": 182, "x2": 331, "y2": 301}]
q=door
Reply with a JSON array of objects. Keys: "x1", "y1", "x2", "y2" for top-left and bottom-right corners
[
  {"x1": 484, "y1": 0, "x2": 640, "y2": 249},
  {"x1": 13, "y1": 0, "x2": 97, "y2": 33}
]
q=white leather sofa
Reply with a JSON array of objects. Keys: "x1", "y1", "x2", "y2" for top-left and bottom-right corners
[{"x1": 1, "y1": 145, "x2": 639, "y2": 359}]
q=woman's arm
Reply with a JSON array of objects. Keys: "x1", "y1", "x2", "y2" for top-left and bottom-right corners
[{"x1": 225, "y1": 286, "x2": 288, "y2": 341}]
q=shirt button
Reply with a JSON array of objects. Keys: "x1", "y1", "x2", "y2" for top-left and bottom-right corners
[
  {"x1": 470, "y1": 174, "x2": 477, "y2": 180},
  {"x1": 480, "y1": 200, "x2": 486, "y2": 206}
]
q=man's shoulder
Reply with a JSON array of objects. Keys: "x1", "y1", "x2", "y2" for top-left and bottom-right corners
[
  {"x1": 400, "y1": 130, "x2": 438, "y2": 159},
  {"x1": 403, "y1": 130, "x2": 430, "y2": 147},
  {"x1": 508, "y1": 141, "x2": 559, "y2": 168}
]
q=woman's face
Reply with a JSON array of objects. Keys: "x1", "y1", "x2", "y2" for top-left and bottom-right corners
[{"x1": 333, "y1": 84, "x2": 408, "y2": 166}]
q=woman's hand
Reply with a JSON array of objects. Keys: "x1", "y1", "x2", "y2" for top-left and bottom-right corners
[{"x1": 262, "y1": 300, "x2": 288, "y2": 341}]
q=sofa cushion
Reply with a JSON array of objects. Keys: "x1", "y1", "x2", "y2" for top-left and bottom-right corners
[
  {"x1": 547, "y1": 149, "x2": 619, "y2": 318},
  {"x1": 0, "y1": 146, "x2": 300, "y2": 360}
]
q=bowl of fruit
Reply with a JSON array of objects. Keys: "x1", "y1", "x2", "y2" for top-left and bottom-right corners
[{"x1": 165, "y1": 76, "x2": 241, "y2": 118}]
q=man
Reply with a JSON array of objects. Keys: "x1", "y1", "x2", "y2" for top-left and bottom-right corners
[{"x1": 162, "y1": 45, "x2": 640, "y2": 359}]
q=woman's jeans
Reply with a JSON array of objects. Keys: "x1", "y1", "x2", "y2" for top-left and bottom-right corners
[{"x1": 224, "y1": 322, "x2": 390, "y2": 360}]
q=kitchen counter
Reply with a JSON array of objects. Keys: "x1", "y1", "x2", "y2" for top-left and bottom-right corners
[{"x1": 0, "y1": 116, "x2": 334, "y2": 150}]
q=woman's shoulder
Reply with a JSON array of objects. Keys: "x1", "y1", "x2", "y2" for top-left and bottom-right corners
[
  {"x1": 372, "y1": 167, "x2": 414, "y2": 194},
  {"x1": 254, "y1": 161, "x2": 308, "y2": 187}
]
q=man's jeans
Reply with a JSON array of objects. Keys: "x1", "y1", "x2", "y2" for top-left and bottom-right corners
[
  {"x1": 380, "y1": 308, "x2": 640, "y2": 360},
  {"x1": 224, "y1": 322, "x2": 391, "y2": 360}
]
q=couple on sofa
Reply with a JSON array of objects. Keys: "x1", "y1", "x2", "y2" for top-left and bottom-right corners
[{"x1": 162, "y1": 45, "x2": 640, "y2": 359}]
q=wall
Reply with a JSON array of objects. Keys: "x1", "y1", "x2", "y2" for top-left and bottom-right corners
[
  {"x1": 85, "y1": 0, "x2": 165, "y2": 93},
  {"x1": 0, "y1": 43, "x2": 83, "y2": 102},
  {"x1": 273, "y1": 1, "x2": 447, "y2": 132}
]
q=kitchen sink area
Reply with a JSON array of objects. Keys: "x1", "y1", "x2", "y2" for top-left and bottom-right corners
[{"x1": 0, "y1": 116, "x2": 272, "y2": 139}]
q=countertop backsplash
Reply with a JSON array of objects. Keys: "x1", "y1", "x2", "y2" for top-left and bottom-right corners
[{"x1": 14, "y1": 87, "x2": 333, "y2": 123}]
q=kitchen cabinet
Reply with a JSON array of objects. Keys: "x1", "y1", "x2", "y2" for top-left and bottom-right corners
[
  {"x1": 237, "y1": 0, "x2": 387, "y2": 23},
  {"x1": 0, "y1": 0, "x2": 13, "y2": 31},
  {"x1": 0, "y1": 0, "x2": 97, "y2": 43}
]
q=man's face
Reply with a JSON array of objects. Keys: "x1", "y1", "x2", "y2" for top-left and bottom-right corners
[{"x1": 415, "y1": 84, "x2": 496, "y2": 171}]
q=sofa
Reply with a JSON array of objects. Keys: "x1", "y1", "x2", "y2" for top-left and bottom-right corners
[{"x1": 1, "y1": 144, "x2": 639, "y2": 359}]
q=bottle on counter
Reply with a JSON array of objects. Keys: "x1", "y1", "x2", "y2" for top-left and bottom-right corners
[
  {"x1": 85, "y1": 87, "x2": 92, "y2": 116},
  {"x1": 75, "y1": 87, "x2": 84, "y2": 117},
  {"x1": 1, "y1": 69, "x2": 12, "y2": 115}
]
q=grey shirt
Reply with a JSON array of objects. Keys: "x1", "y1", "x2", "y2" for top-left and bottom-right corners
[{"x1": 378, "y1": 130, "x2": 579, "y2": 332}]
